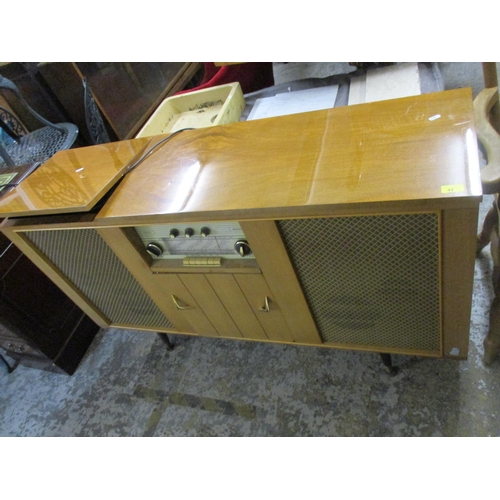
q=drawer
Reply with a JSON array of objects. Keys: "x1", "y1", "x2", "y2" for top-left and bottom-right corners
[{"x1": 0, "y1": 336, "x2": 43, "y2": 358}]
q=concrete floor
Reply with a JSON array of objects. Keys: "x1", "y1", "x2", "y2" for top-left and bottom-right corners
[{"x1": 1, "y1": 62, "x2": 499, "y2": 437}]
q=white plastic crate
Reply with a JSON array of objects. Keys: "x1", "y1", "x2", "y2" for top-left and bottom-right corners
[{"x1": 136, "y1": 82, "x2": 245, "y2": 137}]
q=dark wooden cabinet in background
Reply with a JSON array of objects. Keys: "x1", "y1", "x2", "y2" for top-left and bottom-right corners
[
  {"x1": 0, "y1": 232, "x2": 99, "y2": 374},
  {"x1": 0, "y1": 62, "x2": 203, "y2": 146}
]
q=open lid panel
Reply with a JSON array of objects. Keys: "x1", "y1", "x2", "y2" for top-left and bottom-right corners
[{"x1": 0, "y1": 137, "x2": 150, "y2": 218}]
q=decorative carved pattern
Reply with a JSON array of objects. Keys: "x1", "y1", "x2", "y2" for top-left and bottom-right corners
[{"x1": 0, "y1": 106, "x2": 27, "y2": 140}]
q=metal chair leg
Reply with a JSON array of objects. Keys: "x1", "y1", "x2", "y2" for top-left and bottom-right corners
[{"x1": 158, "y1": 333, "x2": 174, "y2": 351}]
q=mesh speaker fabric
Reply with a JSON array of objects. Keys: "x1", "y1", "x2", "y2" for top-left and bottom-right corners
[
  {"x1": 277, "y1": 213, "x2": 441, "y2": 354},
  {"x1": 24, "y1": 229, "x2": 174, "y2": 330}
]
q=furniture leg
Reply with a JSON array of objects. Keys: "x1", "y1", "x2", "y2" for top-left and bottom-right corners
[
  {"x1": 158, "y1": 333, "x2": 174, "y2": 351},
  {"x1": 0, "y1": 352, "x2": 16, "y2": 373},
  {"x1": 484, "y1": 220, "x2": 500, "y2": 364},
  {"x1": 0, "y1": 142, "x2": 15, "y2": 167},
  {"x1": 379, "y1": 353, "x2": 398, "y2": 375},
  {"x1": 477, "y1": 201, "x2": 498, "y2": 254},
  {"x1": 484, "y1": 297, "x2": 500, "y2": 364}
]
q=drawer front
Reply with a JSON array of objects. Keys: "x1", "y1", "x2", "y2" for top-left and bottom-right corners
[
  {"x1": 178, "y1": 274, "x2": 243, "y2": 338},
  {"x1": 154, "y1": 273, "x2": 294, "y2": 342},
  {"x1": 233, "y1": 274, "x2": 294, "y2": 342},
  {"x1": 0, "y1": 325, "x2": 43, "y2": 358},
  {"x1": 152, "y1": 274, "x2": 217, "y2": 336},
  {"x1": 205, "y1": 273, "x2": 294, "y2": 342},
  {"x1": 205, "y1": 274, "x2": 269, "y2": 340}
]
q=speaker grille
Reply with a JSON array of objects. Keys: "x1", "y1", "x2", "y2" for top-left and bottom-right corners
[
  {"x1": 24, "y1": 229, "x2": 174, "y2": 330},
  {"x1": 277, "y1": 213, "x2": 441, "y2": 354}
]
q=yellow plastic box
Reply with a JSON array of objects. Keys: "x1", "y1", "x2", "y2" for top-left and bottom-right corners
[{"x1": 136, "y1": 82, "x2": 245, "y2": 137}]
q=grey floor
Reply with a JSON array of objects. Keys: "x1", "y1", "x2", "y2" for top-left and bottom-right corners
[{"x1": 1, "y1": 62, "x2": 499, "y2": 437}]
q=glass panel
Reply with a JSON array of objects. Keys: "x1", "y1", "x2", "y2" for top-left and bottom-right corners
[{"x1": 75, "y1": 62, "x2": 189, "y2": 139}]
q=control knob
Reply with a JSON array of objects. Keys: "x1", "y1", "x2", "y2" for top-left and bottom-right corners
[
  {"x1": 184, "y1": 228, "x2": 194, "y2": 238},
  {"x1": 234, "y1": 240, "x2": 252, "y2": 257},
  {"x1": 200, "y1": 227, "x2": 210, "y2": 237},
  {"x1": 169, "y1": 229, "x2": 179, "y2": 239},
  {"x1": 146, "y1": 243, "x2": 163, "y2": 257}
]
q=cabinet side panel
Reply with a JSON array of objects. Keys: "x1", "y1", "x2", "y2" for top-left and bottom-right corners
[
  {"x1": 441, "y1": 208, "x2": 479, "y2": 359},
  {"x1": 23, "y1": 228, "x2": 175, "y2": 330}
]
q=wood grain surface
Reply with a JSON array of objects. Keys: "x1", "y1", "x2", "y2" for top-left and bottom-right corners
[
  {"x1": 96, "y1": 88, "x2": 482, "y2": 223},
  {"x1": 0, "y1": 138, "x2": 150, "y2": 217}
]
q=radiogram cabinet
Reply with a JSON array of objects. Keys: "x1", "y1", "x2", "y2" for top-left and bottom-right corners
[{"x1": 0, "y1": 88, "x2": 483, "y2": 360}]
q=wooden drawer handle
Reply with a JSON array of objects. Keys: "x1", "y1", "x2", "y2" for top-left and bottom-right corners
[{"x1": 171, "y1": 295, "x2": 194, "y2": 310}]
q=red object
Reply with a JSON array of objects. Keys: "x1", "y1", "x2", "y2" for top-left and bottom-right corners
[{"x1": 176, "y1": 62, "x2": 275, "y2": 95}]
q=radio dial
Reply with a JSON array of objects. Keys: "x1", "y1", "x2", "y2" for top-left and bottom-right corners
[
  {"x1": 200, "y1": 227, "x2": 210, "y2": 237},
  {"x1": 146, "y1": 243, "x2": 163, "y2": 257},
  {"x1": 185, "y1": 228, "x2": 194, "y2": 238},
  {"x1": 234, "y1": 240, "x2": 252, "y2": 257},
  {"x1": 169, "y1": 229, "x2": 179, "y2": 239}
]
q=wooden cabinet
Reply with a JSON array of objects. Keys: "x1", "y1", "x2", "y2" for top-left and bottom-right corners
[
  {"x1": 0, "y1": 232, "x2": 99, "y2": 374},
  {"x1": 37, "y1": 62, "x2": 203, "y2": 143},
  {"x1": 0, "y1": 89, "x2": 483, "y2": 361}
]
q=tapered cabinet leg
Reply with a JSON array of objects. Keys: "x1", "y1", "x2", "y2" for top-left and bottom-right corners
[
  {"x1": 484, "y1": 216, "x2": 500, "y2": 364},
  {"x1": 379, "y1": 353, "x2": 399, "y2": 375},
  {"x1": 484, "y1": 297, "x2": 500, "y2": 364},
  {"x1": 477, "y1": 203, "x2": 498, "y2": 254},
  {"x1": 158, "y1": 333, "x2": 174, "y2": 351},
  {"x1": 0, "y1": 353, "x2": 17, "y2": 373}
]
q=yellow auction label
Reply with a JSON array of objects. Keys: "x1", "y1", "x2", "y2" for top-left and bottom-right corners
[{"x1": 441, "y1": 184, "x2": 465, "y2": 194}]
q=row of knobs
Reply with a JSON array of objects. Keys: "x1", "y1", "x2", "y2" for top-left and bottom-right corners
[
  {"x1": 169, "y1": 227, "x2": 211, "y2": 239},
  {"x1": 146, "y1": 227, "x2": 252, "y2": 257}
]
